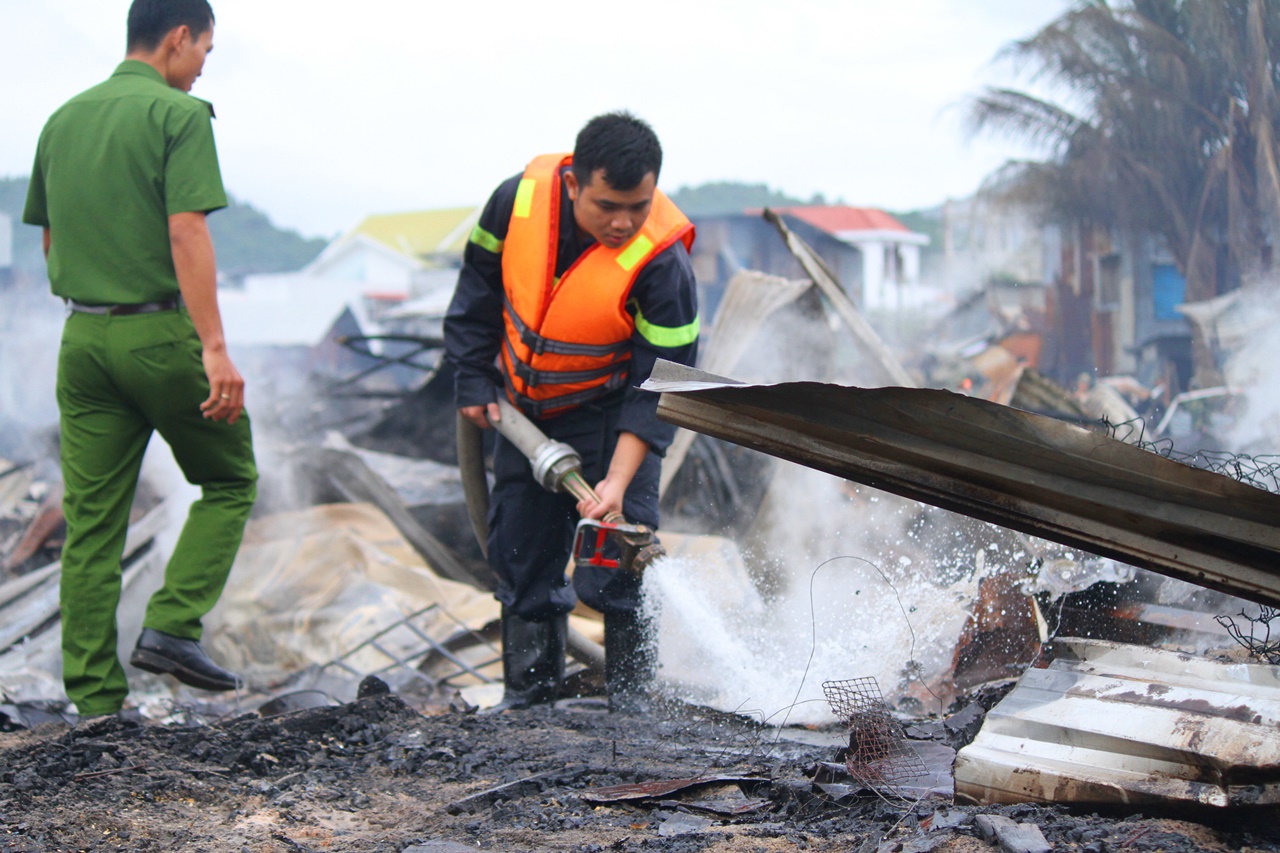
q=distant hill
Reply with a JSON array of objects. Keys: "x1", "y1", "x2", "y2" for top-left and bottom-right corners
[
  {"x1": 0, "y1": 176, "x2": 326, "y2": 277},
  {"x1": 667, "y1": 181, "x2": 940, "y2": 240},
  {"x1": 667, "y1": 181, "x2": 815, "y2": 217},
  {"x1": 0, "y1": 177, "x2": 46, "y2": 273},
  {"x1": 208, "y1": 195, "x2": 328, "y2": 276}
]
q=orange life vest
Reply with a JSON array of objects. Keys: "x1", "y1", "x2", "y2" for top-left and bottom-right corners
[{"x1": 500, "y1": 153, "x2": 695, "y2": 418}]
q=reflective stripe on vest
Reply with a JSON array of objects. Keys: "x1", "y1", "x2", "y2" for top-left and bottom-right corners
[
  {"x1": 499, "y1": 152, "x2": 695, "y2": 418},
  {"x1": 469, "y1": 224, "x2": 504, "y2": 254},
  {"x1": 632, "y1": 301, "x2": 701, "y2": 348}
]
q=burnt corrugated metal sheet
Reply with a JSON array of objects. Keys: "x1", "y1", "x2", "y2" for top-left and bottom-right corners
[
  {"x1": 953, "y1": 637, "x2": 1280, "y2": 807},
  {"x1": 644, "y1": 361, "x2": 1280, "y2": 608}
]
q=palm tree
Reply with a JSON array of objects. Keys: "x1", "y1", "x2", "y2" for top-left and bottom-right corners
[{"x1": 968, "y1": 0, "x2": 1280, "y2": 383}]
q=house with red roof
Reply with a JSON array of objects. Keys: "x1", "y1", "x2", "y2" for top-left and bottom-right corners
[
  {"x1": 767, "y1": 206, "x2": 930, "y2": 311},
  {"x1": 688, "y1": 205, "x2": 932, "y2": 320}
]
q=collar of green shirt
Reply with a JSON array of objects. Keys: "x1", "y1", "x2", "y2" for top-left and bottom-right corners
[
  {"x1": 111, "y1": 59, "x2": 216, "y2": 117},
  {"x1": 112, "y1": 59, "x2": 167, "y2": 85}
]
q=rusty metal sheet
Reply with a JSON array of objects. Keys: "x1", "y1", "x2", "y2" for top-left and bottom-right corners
[
  {"x1": 953, "y1": 637, "x2": 1280, "y2": 807},
  {"x1": 643, "y1": 361, "x2": 1280, "y2": 608}
]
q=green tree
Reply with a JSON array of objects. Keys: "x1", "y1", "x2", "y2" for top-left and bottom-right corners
[
  {"x1": 0, "y1": 176, "x2": 325, "y2": 277},
  {"x1": 968, "y1": 0, "x2": 1280, "y2": 380},
  {"x1": 667, "y1": 182, "x2": 810, "y2": 217},
  {"x1": 208, "y1": 195, "x2": 328, "y2": 276}
]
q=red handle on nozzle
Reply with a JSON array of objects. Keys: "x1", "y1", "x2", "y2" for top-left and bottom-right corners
[{"x1": 573, "y1": 518, "x2": 621, "y2": 571}]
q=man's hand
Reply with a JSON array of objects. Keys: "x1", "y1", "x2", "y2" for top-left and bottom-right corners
[
  {"x1": 460, "y1": 402, "x2": 502, "y2": 430},
  {"x1": 576, "y1": 431, "x2": 648, "y2": 520},
  {"x1": 199, "y1": 347, "x2": 245, "y2": 423},
  {"x1": 577, "y1": 474, "x2": 627, "y2": 520}
]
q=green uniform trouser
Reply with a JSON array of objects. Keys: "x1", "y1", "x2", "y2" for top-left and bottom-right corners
[{"x1": 57, "y1": 307, "x2": 257, "y2": 715}]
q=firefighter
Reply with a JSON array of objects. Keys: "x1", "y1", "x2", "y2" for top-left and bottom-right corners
[{"x1": 444, "y1": 112, "x2": 699, "y2": 712}]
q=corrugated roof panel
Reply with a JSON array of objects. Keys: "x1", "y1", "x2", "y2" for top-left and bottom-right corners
[
  {"x1": 644, "y1": 362, "x2": 1280, "y2": 607},
  {"x1": 954, "y1": 638, "x2": 1280, "y2": 807}
]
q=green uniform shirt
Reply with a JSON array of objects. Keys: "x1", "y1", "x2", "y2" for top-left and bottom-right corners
[{"x1": 23, "y1": 60, "x2": 227, "y2": 304}]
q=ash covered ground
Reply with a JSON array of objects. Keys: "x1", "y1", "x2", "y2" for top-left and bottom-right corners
[{"x1": 1, "y1": 690, "x2": 1277, "y2": 853}]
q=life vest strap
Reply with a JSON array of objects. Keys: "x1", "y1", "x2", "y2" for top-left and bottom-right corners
[
  {"x1": 509, "y1": 372, "x2": 630, "y2": 418},
  {"x1": 503, "y1": 339, "x2": 628, "y2": 389},
  {"x1": 504, "y1": 294, "x2": 630, "y2": 358}
]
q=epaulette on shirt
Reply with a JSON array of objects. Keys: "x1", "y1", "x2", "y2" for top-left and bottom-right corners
[{"x1": 191, "y1": 97, "x2": 216, "y2": 119}]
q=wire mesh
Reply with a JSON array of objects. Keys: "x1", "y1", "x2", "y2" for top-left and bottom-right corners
[
  {"x1": 315, "y1": 603, "x2": 500, "y2": 691},
  {"x1": 822, "y1": 677, "x2": 929, "y2": 796},
  {"x1": 1216, "y1": 605, "x2": 1280, "y2": 665},
  {"x1": 1105, "y1": 417, "x2": 1280, "y2": 494}
]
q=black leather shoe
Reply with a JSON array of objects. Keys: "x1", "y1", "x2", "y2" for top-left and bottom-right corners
[{"x1": 129, "y1": 628, "x2": 241, "y2": 692}]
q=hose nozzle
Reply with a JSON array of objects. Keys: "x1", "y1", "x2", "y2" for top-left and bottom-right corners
[{"x1": 492, "y1": 397, "x2": 621, "y2": 520}]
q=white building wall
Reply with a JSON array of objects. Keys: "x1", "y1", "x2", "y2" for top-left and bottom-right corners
[
  {"x1": 306, "y1": 236, "x2": 424, "y2": 294},
  {"x1": 221, "y1": 273, "x2": 375, "y2": 347},
  {"x1": 902, "y1": 245, "x2": 920, "y2": 284},
  {"x1": 362, "y1": 251, "x2": 415, "y2": 292},
  {"x1": 0, "y1": 212, "x2": 12, "y2": 269},
  {"x1": 861, "y1": 240, "x2": 886, "y2": 310}
]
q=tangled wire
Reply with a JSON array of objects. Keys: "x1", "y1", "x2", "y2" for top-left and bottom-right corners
[
  {"x1": 1215, "y1": 606, "x2": 1280, "y2": 665},
  {"x1": 1104, "y1": 417, "x2": 1280, "y2": 494}
]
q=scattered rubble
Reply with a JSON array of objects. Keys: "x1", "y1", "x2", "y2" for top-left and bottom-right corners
[
  {"x1": 3, "y1": 692, "x2": 1279, "y2": 851},
  {"x1": 3, "y1": 210, "x2": 1280, "y2": 849}
]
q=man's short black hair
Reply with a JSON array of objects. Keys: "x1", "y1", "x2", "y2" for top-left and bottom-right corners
[
  {"x1": 127, "y1": 0, "x2": 215, "y2": 52},
  {"x1": 572, "y1": 111, "x2": 663, "y2": 191}
]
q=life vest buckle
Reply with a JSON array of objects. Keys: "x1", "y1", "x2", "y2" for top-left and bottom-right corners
[{"x1": 525, "y1": 330, "x2": 547, "y2": 356}]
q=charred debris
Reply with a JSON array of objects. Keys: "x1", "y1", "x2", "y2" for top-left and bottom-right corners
[{"x1": 3, "y1": 207, "x2": 1280, "y2": 835}]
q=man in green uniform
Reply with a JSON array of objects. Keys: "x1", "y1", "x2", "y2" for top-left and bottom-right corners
[{"x1": 22, "y1": 0, "x2": 256, "y2": 718}]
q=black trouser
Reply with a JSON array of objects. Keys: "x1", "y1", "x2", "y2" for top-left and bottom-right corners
[{"x1": 487, "y1": 401, "x2": 660, "y2": 621}]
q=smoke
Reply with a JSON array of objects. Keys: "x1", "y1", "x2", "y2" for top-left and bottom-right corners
[
  {"x1": 641, "y1": 268, "x2": 1280, "y2": 728},
  {"x1": 1222, "y1": 286, "x2": 1280, "y2": 455},
  {"x1": 0, "y1": 287, "x2": 62, "y2": 466},
  {"x1": 644, "y1": 467, "x2": 996, "y2": 726},
  {"x1": 637, "y1": 262, "x2": 1054, "y2": 725}
]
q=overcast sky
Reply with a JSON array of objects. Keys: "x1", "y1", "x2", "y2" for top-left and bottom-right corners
[{"x1": 1, "y1": 0, "x2": 1070, "y2": 238}]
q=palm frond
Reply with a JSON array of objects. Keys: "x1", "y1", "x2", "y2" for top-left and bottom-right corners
[{"x1": 968, "y1": 0, "x2": 1280, "y2": 287}]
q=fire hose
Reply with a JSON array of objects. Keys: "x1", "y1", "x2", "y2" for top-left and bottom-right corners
[{"x1": 456, "y1": 397, "x2": 666, "y2": 669}]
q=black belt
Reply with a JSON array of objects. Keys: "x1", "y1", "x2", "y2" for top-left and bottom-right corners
[{"x1": 67, "y1": 297, "x2": 182, "y2": 316}]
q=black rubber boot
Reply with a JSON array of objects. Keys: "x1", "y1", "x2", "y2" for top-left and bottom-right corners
[
  {"x1": 604, "y1": 610, "x2": 656, "y2": 714},
  {"x1": 483, "y1": 610, "x2": 566, "y2": 713}
]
